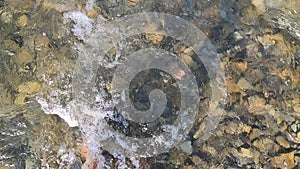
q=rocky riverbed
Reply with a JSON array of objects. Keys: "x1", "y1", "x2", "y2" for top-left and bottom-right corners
[{"x1": 0, "y1": 0, "x2": 300, "y2": 168}]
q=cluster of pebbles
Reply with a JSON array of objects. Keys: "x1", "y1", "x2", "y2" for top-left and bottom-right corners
[{"x1": 0, "y1": 0, "x2": 299, "y2": 168}]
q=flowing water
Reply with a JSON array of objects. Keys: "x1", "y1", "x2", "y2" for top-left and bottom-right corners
[{"x1": 1, "y1": 0, "x2": 300, "y2": 168}]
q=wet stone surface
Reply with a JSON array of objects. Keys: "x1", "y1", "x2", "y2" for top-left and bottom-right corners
[{"x1": 0, "y1": 0, "x2": 300, "y2": 168}]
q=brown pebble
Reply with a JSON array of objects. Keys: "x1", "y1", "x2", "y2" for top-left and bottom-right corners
[
  {"x1": 18, "y1": 81, "x2": 42, "y2": 95},
  {"x1": 225, "y1": 122, "x2": 238, "y2": 135},
  {"x1": 226, "y1": 79, "x2": 241, "y2": 94},
  {"x1": 250, "y1": 128, "x2": 262, "y2": 141},
  {"x1": 16, "y1": 14, "x2": 28, "y2": 27},
  {"x1": 270, "y1": 152, "x2": 295, "y2": 169},
  {"x1": 231, "y1": 62, "x2": 247, "y2": 74},
  {"x1": 180, "y1": 165, "x2": 193, "y2": 169},
  {"x1": 248, "y1": 96, "x2": 266, "y2": 114},
  {"x1": 127, "y1": 0, "x2": 142, "y2": 6},
  {"x1": 15, "y1": 93, "x2": 26, "y2": 105},
  {"x1": 240, "y1": 148, "x2": 252, "y2": 158},
  {"x1": 237, "y1": 77, "x2": 253, "y2": 90},
  {"x1": 293, "y1": 104, "x2": 300, "y2": 113},
  {"x1": 14, "y1": 49, "x2": 34, "y2": 66},
  {"x1": 192, "y1": 156, "x2": 202, "y2": 165},
  {"x1": 180, "y1": 53, "x2": 194, "y2": 66},
  {"x1": 146, "y1": 33, "x2": 164, "y2": 44},
  {"x1": 251, "y1": 0, "x2": 266, "y2": 13},
  {"x1": 276, "y1": 136, "x2": 290, "y2": 148},
  {"x1": 253, "y1": 138, "x2": 279, "y2": 152},
  {"x1": 241, "y1": 124, "x2": 252, "y2": 133},
  {"x1": 87, "y1": 9, "x2": 98, "y2": 18}
]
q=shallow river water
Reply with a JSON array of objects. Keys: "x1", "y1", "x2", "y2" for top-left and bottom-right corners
[{"x1": 0, "y1": 0, "x2": 300, "y2": 168}]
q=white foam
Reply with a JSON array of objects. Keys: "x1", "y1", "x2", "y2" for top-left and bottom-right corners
[
  {"x1": 63, "y1": 11, "x2": 94, "y2": 41},
  {"x1": 36, "y1": 96, "x2": 79, "y2": 127},
  {"x1": 86, "y1": 0, "x2": 95, "y2": 11}
]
